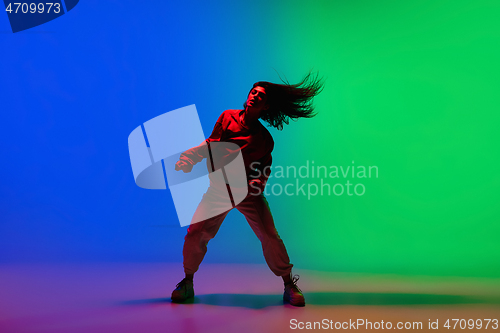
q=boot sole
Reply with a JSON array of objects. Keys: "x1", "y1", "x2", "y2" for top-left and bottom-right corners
[
  {"x1": 283, "y1": 295, "x2": 305, "y2": 307},
  {"x1": 171, "y1": 294, "x2": 195, "y2": 303}
]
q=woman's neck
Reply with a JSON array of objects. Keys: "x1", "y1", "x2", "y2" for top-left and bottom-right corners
[{"x1": 241, "y1": 108, "x2": 260, "y2": 128}]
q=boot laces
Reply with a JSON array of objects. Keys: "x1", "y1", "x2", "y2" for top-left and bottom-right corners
[
  {"x1": 176, "y1": 278, "x2": 192, "y2": 288},
  {"x1": 288, "y1": 274, "x2": 302, "y2": 293}
]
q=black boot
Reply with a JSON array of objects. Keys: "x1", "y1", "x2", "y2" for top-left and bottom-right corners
[
  {"x1": 171, "y1": 278, "x2": 194, "y2": 303},
  {"x1": 283, "y1": 275, "x2": 305, "y2": 307}
]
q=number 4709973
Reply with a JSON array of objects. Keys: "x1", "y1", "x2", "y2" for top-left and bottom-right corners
[
  {"x1": 444, "y1": 319, "x2": 498, "y2": 330},
  {"x1": 5, "y1": 3, "x2": 62, "y2": 14}
]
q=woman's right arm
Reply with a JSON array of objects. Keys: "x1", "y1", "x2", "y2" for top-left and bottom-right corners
[{"x1": 175, "y1": 112, "x2": 225, "y2": 172}]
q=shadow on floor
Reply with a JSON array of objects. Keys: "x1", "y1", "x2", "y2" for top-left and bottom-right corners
[{"x1": 121, "y1": 292, "x2": 500, "y2": 309}]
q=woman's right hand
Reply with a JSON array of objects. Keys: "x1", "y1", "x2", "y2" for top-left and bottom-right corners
[{"x1": 175, "y1": 160, "x2": 193, "y2": 173}]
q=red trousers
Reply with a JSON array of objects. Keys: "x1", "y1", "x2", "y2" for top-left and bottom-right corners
[{"x1": 183, "y1": 186, "x2": 293, "y2": 276}]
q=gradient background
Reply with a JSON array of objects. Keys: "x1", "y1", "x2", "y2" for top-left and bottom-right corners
[{"x1": 1, "y1": 0, "x2": 499, "y2": 278}]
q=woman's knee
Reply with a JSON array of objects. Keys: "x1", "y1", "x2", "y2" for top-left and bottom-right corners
[
  {"x1": 185, "y1": 223, "x2": 205, "y2": 240},
  {"x1": 258, "y1": 227, "x2": 280, "y2": 242},
  {"x1": 186, "y1": 223, "x2": 218, "y2": 243}
]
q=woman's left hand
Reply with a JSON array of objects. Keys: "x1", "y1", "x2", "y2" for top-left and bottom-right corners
[{"x1": 249, "y1": 179, "x2": 264, "y2": 195}]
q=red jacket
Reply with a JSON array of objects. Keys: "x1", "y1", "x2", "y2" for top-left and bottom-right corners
[{"x1": 179, "y1": 109, "x2": 273, "y2": 189}]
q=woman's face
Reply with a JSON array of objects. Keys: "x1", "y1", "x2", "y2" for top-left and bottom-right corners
[{"x1": 246, "y1": 86, "x2": 269, "y2": 115}]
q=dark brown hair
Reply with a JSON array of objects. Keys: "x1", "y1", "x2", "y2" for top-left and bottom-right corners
[{"x1": 244, "y1": 72, "x2": 325, "y2": 130}]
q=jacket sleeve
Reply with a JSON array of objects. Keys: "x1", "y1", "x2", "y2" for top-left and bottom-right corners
[{"x1": 178, "y1": 111, "x2": 225, "y2": 166}]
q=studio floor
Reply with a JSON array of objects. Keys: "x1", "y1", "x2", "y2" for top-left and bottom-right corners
[{"x1": 1, "y1": 263, "x2": 499, "y2": 333}]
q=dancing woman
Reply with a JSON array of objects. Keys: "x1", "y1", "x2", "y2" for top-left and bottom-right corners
[{"x1": 171, "y1": 73, "x2": 324, "y2": 306}]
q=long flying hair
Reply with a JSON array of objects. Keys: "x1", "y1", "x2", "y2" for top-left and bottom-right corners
[{"x1": 244, "y1": 72, "x2": 325, "y2": 130}]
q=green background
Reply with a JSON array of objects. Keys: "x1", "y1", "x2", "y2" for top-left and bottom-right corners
[{"x1": 260, "y1": 0, "x2": 500, "y2": 277}]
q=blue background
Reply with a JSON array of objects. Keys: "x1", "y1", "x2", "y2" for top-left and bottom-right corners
[{"x1": 0, "y1": 0, "x2": 289, "y2": 264}]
